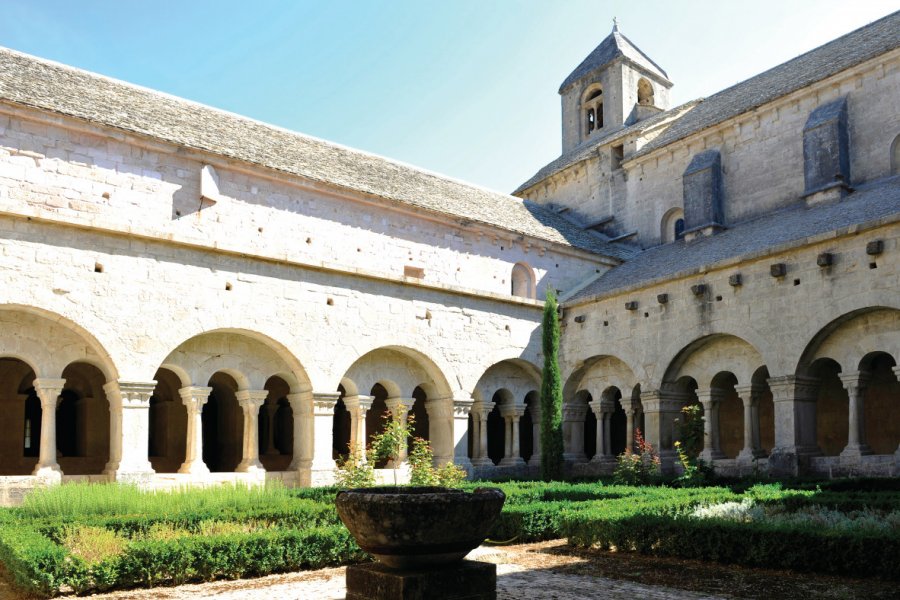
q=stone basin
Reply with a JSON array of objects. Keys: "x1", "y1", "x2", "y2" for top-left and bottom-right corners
[{"x1": 335, "y1": 486, "x2": 506, "y2": 569}]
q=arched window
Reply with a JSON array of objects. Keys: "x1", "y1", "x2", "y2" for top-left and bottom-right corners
[
  {"x1": 511, "y1": 263, "x2": 536, "y2": 299},
  {"x1": 582, "y1": 86, "x2": 604, "y2": 137},
  {"x1": 661, "y1": 208, "x2": 685, "y2": 243},
  {"x1": 891, "y1": 133, "x2": 900, "y2": 175},
  {"x1": 637, "y1": 78, "x2": 654, "y2": 106}
]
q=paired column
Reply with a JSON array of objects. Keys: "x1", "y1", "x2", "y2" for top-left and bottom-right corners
[
  {"x1": 528, "y1": 403, "x2": 542, "y2": 467},
  {"x1": 642, "y1": 389, "x2": 684, "y2": 466},
  {"x1": 499, "y1": 404, "x2": 526, "y2": 466},
  {"x1": 766, "y1": 375, "x2": 821, "y2": 475},
  {"x1": 384, "y1": 397, "x2": 415, "y2": 465},
  {"x1": 839, "y1": 370, "x2": 872, "y2": 460},
  {"x1": 588, "y1": 398, "x2": 615, "y2": 461},
  {"x1": 311, "y1": 392, "x2": 340, "y2": 471},
  {"x1": 561, "y1": 403, "x2": 588, "y2": 463},
  {"x1": 32, "y1": 378, "x2": 66, "y2": 479},
  {"x1": 343, "y1": 395, "x2": 374, "y2": 460},
  {"x1": 736, "y1": 384, "x2": 766, "y2": 461},
  {"x1": 236, "y1": 390, "x2": 268, "y2": 473},
  {"x1": 469, "y1": 402, "x2": 492, "y2": 466},
  {"x1": 178, "y1": 386, "x2": 212, "y2": 474},
  {"x1": 104, "y1": 380, "x2": 157, "y2": 480},
  {"x1": 697, "y1": 388, "x2": 726, "y2": 461},
  {"x1": 452, "y1": 396, "x2": 474, "y2": 470}
]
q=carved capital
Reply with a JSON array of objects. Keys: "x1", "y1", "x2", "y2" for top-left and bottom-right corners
[
  {"x1": 33, "y1": 378, "x2": 66, "y2": 410},
  {"x1": 767, "y1": 375, "x2": 819, "y2": 402},
  {"x1": 499, "y1": 403, "x2": 526, "y2": 419},
  {"x1": 343, "y1": 394, "x2": 375, "y2": 414},
  {"x1": 179, "y1": 386, "x2": 212, "y2": 413},
  {"x1": 108, "y1": 380, "x2": 157, "y2": 410},
  {"x1": 312, "y1": 392, "x2": 341, "y2": 416},
  {"x1": 838, "y1": 370, "x2": 871, "y2": 396},
  {"x1": 734, "y1": 383, "x2": 766, "y2": 406},
  {"x1": 695, "y1": 388, "x2": 726, "y2": 407},
  {"x1": 287, "y1": 391, "x2": 313, "y2": 416},
  {"x1": 452, "y1": 398, "x2": 474, "y2": 418}
]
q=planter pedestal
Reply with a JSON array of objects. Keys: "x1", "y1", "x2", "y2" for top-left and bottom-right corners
[{"x1": 345, "y1": 560, "x2": 496, "y2": 600}]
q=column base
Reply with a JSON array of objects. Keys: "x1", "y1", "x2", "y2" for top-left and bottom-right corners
[
  {"x1": 562, "y1": 453, "x2": 587, "y2": 464},
  {"x1": 470, "y1": 457, "x2": 493, "y2": 467},
  {"x1": 32, "y1": 464, "x2": 62, "y2": 481},
  {"x1": 451, "y1": 456, "x2": 472, "y2": 470},
  {"x1": 499, "y1": 456, "x2": 526, "y2": 467},
  {"x1": 736, "y1": 448, "x2": 767, "y2": 462},
  {"x1": 527, "y1": 456, "x2": 541, "y2": 467},
  {"x1": 699, "y1": 450, "x2": 726, "y2": 462},
  {"x1": 111, "y1": 469, "x2": 154, "y2": 486},
  {"x1": 288, "y1": 458, "x2": 312, "y2": 471},
  {"x1": 840, "y1": 444, "x2": 873, "y2": 462},
  {"x1": 178, "y1": 461, "x2": 211, "y2": 475},
  {"x1": 589, "y1": 454, "x2": 616, "y2": 464},
  {"x1": 236, "y1": 460, "x2": 265, "y2": 473}
]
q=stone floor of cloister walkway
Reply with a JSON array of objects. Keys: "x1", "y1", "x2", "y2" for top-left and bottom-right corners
[{"x1": 15, "y1": 541, "x2": 891, "y2": 600}]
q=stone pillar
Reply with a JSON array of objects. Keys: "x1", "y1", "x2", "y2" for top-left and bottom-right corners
[
  {"x1": 588, "y1": 399, "x2": 614, "y2": 462},
  {"x1": 641, "y1": 389, "x2": 683, "y2": 470},
  {"x1": 895, "y1": 367, "x2": 900, "y2": 461},
  {"x1": 262, "y1": 401, "x2": 279, "y2": 455},
  {"x1": 697, "y1": 388, "x2": 726, "y2": 461},
  {"x1": 343, "y1": 395, "x2": 374, "y2": 460},
  {"x1": 766, "y1": 375, "x2": 821, "y2": 476},
  {"x1": 236, "y1": 390, "x2": 268, "y2": 473},
  {"x1": 624, "y1": 406, "x2": 635, "y2": 453},
  {"x1": 311, "y1": 392, "x2": 340, "y2": 472},
  {"x1": 561, "y1": 403, "x2": 588, "y2": 463},
  {"x1": 178, "y1": 386, "x2": 212, "y2": 475},
  {"x1": 528, "y1": 403, "x2": 541, "y2": 467},
  {"x1": 287, "y1": 391, "x2": 313, "y2": 472},
  {"x1": 736, "y1": 384, "x2": 766, "y2": 462},
  {"x1": 499, "y1": 404, "x2": 526, "y2": 466},
  {"x1": 425, "y1": 397, "x2": 454, "y2": 466},
  {"x1": 452, "y1": 396, "x2": 473, "y2": 470},
  {"x1": 384, "y1": 397, "x2": 416, "y2": 465},
  {"x1": 103, "y1": 380, "x2": 157, "y2": 482},
  {"x1": 839, "y1": 370, "x2": 872, "y2": 461},
  {"x1": 470, "y1": 402, "x2": 492, "y2": 466},
  {"x1": 32, "y1": 378, "x2": 66, "y2": 479}
]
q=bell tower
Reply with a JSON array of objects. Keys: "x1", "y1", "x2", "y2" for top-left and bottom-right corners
[{"x1": 559, "y1": 21, "x2": 673, "y2": 152}]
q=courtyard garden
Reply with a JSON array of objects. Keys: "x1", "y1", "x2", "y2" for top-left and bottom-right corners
[{"x1": 0, "y1": 477, "x2": 897, "y2": 597}]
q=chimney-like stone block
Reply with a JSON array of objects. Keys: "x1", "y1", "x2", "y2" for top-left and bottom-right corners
[
  {"x1": 682, "y1": 149, "x2": 724, "y2": 236},
  {"x1": 803, "y1": 97, "x2": 850, "y2": 198}
]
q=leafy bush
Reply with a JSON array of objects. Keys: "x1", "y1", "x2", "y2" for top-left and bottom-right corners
[
  {"x1": 0, "y1": 525, "x2": 74, "y2": 597},
  {"x1": 613, "y1": 429, "x2": 660, "y2": 485},
  {"x1": 408, "y1": 437, "x2": 467, "y2": 487},
  {"x1": 334, "y1": 448, "x2": 376, "y2": 489}
]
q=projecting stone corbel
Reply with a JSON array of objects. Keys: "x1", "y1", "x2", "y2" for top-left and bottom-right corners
[{"x1": 200, "y1": 164, "x2": 226, "y2": 207}]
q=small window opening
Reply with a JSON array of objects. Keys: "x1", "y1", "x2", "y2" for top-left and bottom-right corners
[
  {"x1": 225, "y1": 282, "x2": 232, "y2": 291},
  {"x1": 674, "y1": 218, "x2": 685, "y2": 240},
  {"x1": 643, "y1": 312, "x2": 649, "y2": 318},
  {"x1": 603, "y1": 321, "x2": 609, "y2": 327},
  {"x1": 510, "y1": 263, "x2": 536, "y2": 299},
  {"x1": 715, "y1": 295, "x2": 723, "y2": 301},
  {"x1": 611, "y1": 145, "x2": 624, "y2": 170},
  {"x1": 870, "y1": 262, "x2": 878, "y2": 269},
  {"x1": 326, "y1": 297, "x2": 334, "y2": 306},
  {"x1": 586, "y1": 108, "x2": 595, "y2": 134},
  {"x1": 94, "y1": 262, "x2": 104, "y2": 273},
  {"x1": 24, "y1": 418, "x2": 31, "y2": 450},
  {"x1": 793, "y1": 279, "x2": 801, "y2": 286},
  {"x1": 637, "y1": 78, "x2": 654, "y2": 106}
]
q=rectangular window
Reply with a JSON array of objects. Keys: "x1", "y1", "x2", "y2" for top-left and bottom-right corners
[
  {"x1": 611, "y1": 144, "x2": 624, "y2": 170},
  {"x1": 24, "y1": 418, "x2": 31, "y2": 450}
]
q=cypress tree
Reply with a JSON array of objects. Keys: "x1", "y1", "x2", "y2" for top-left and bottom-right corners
[{"x1": 540, "y1": 287, "x2": 564, "y2": 481}]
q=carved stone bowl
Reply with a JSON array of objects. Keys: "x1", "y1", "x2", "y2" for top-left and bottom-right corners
[{"x1": 335, "y1": 486, "x2": 506, "y2": 569}]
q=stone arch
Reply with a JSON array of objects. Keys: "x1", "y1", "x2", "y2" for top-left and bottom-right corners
[
  {"x1": 339, "y1": 345, "x2": 454, "y2": 401},
  {"x1": 637, "y1": 77, "x2": 654, "y2": 106},
  {"x1": 0, "y1": 358, "x2": 39, "y2": 475},
  {"x1": 471, "y1": 359, "x2": 539, "y2": 467},
  {"x1": 581, "y1": 83, "x2": 604, "y2": 136},
  {"x1": 0, "y1": 305, "x2": 118, "y2": 381},
  {"x1": 661, "y1": 207, "x2": 685, "y2": 243},
  {"x1": 511, "y1": 262, "x2": 536, "y2": 299},
  {"x1": 658, "y1": 333, "x2": 768, "y2": 390},
  {"x1": 569, "y1": 354, "x2": 640, "y2": 402},
  {"x1": 796, "y1": 307, "x2": 900, "y2": 376},
  {"x1": 160, "y1": 329, "x2": 310, "y2": 392},
  {"x1": 148, "y1": 367, "x2": 187, "y2": 474}
]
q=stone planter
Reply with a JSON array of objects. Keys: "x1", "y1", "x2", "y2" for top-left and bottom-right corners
[{"x1": 335, "y1": 486, "x2": 506, "y2": 569}]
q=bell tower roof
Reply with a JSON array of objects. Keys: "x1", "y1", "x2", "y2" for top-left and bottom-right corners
[{"x1": 559, "y1": 24, "x2": 671, "y2": 94}]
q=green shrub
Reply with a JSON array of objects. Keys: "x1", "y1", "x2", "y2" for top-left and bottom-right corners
[
  {"x1": 0, "y1": 524, "x2": 75, "y2": 596},
  {"x1": 612, "y1": 430, "x2": 660, "y2": 485}
]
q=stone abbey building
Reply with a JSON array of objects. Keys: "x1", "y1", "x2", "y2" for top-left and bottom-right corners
[{"x1": 0, "y1": 13, "x2": 897, "y2": 503}]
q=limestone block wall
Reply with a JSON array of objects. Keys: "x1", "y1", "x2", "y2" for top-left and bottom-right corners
[
  {"x1": 561, "y1": 223, "x2": 899, "y2": 390},
  {"x1": 0, "y1": 105, "x2": 607, "y2": 304}
]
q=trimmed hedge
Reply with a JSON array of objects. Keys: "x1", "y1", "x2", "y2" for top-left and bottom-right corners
[
  {"x1": 0, "y1": 525, "x2": 70, "y2": 597},
  {"x1": 562, "y1": 512, "x2": 900, "y2": 579}
]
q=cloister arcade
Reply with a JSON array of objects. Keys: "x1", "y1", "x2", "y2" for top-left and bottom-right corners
[{"x1": 0, "y1": 304, "x2": 897, "y2": 491}]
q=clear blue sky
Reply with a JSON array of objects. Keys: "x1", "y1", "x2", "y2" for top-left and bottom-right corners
[{"x1": 2, "y1": 1, "x2": 896, "y2": 194}]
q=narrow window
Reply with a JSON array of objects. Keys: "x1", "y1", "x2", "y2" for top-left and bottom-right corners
[
  {"x1": 24, "y1": 418, "x2": 31, "y2": 450},
  {"x1": 611, "y1": 144, "x2": 624, "y2": 170},
  {"x1": 587, "y1": 108, "x2": 595, "y2": 134},
  {"x1": 511, "y1": 263, "x2": 535, "y2": 299},
  {"x1": 675, "y1": 218, "x2": 685, "y2": 240},
  {"x1": 597, "y1": 103, "x2": 604, "y2": 128},
  {"x1": 637, "y1": 78, "x2": 654, "y2": 106}
]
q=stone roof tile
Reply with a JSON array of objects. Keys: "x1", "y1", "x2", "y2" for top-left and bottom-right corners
[{"x1": 0, "y1": 47, "x2": 635, "y2": 261}]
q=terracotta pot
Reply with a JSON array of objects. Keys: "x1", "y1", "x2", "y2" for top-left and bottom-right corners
[{"x1": 335, "y1": 486, "x2": 506, "y2": 569}]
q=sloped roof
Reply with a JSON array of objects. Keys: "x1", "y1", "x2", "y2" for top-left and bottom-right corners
[
  {"x1": 565, "y1": 177, "x2": 900, "y2": 305},
  {"x1": 630, "y1": 10, "x2": 900, "y2": 161},
  {"x1": 559, "y1": 26, "x2": 670, "y2": 93},
  {"x1": 0, "y1": 47, "x2": 635, "y2": 261}
]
